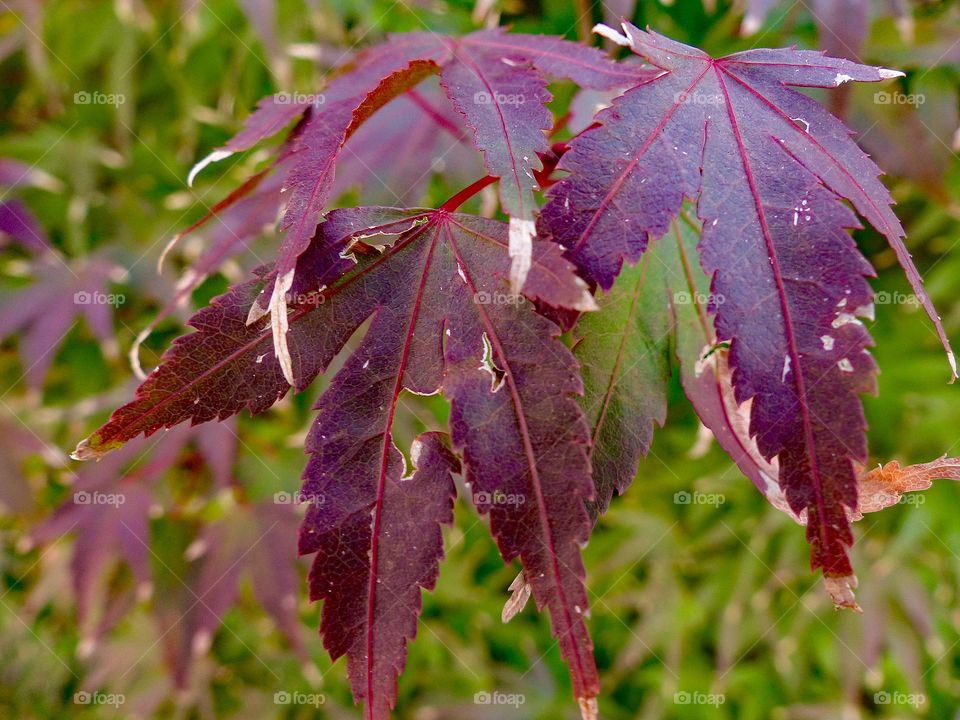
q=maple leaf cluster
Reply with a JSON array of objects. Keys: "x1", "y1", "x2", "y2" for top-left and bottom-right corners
[{"x1": 69, "y1": 22, "x2": 956, "y2": 719}]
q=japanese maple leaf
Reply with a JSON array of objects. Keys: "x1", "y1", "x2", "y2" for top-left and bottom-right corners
[
  {"x1": 294, "y1": 207, "x2": 597, "y2": 716},
  {"x1": 303, "y1": 431, "x2": 459, "y2": 718},
  {"x1": 75, "y1": 200, "x2": 602, "y2": 715},
  {"x1": 132, "y1": 153, "x2": 297, "y2": 378},
  {"x1": 174, "y1": 500, "x2": 308, "y2": 682},
  {"x1": 31, "y1": 421, "x2": 237, "y2": 652},
  {"x1": 437, "y1": 29, "x2": 654, "y2": 294},
  {"x1": 660, "y1": 212, "x2": 797, "y2": 520},
  {"x1": 0, "y1": 157, "x2": 60, "y2": 252},
  {"x1": 0, "y1": 254, "x2": 121, "y2": 390},
  {"x1": 187, "y1": 30, "x2": 646, "y2": 387},
  {"x1": 0, "y1": 198, "x2": 48, "y2": 252},
  {"x1": 189, "y1": 41, "x2": 443, "y2": 386},
  {"x1": 493, "y1": 230, "x2": 675, "y2": 629},
  {"x1": 658, "y1": 212, "x2": 960, "y2": 607},
  {"x1": 541, "y1": 23, "x2": 955, "y2": 584},
  {"x1": 333, "y1": 82, "x2": 480, "y2": 206},
  {"x1": 573, "y1": 248, "x2": 671, "y2": 520}
]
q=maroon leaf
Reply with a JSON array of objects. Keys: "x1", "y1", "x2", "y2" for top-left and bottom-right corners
[
  {"x1": 68, "y1": 25, "x2": 958, "y2": 712},
  {"x1": 442, "y1": 29, "x2": 655, "y2": 229},
  {"x1": 0, "y1": 198, "x2": 49, "y2": 252},
  {"x1": 133, "y1": 155, "x2": 296, "y2": 378},
  {"x1": 665, "y1": 217, "x2": 959, "y2": 607},
  {"x1": 301, "y1": 433, "x2": 458, "y2": 719},
  {"x1": 180, "y1": 500, "x2": 308, "y2": 671},
  {"x1": 458, "y1": 29, "x2": 653, "y2": 91},
  {"x1": 661, "y1": 213, "x2": 787, "y2": 511},
  {"x1": 186, "y1": 40, "x2": 452, "y2": 387},
  {"x1": 439, "y1": 36, "x2": 553, "y2": 291},
  {"x1": 71, "y1": 266, "x2": 323, "y2": 460},
  {"x1": 440, "y1": 30, "x2": 654, "y2": 293},
  {"x1": 0, "y1": 255, "x2": 120, "y2": 390},
  {"x1": 268, "y1": 48, "x2": 448, "y2": 384},
  {"x1": 542, "y1": 24, "x2": 952, "y2": 377},
  {"x1": 186, "y1": 96, "x2": 308, "y2": 186},
  {"x1": 541, "y1": 24, "x2": 955, "y2": 580},
  {"x1": 72, "y1": 208, "x2": 434, "y2": 461},
  {"x1": 185, "y1": 30, "x2": 639, "y2": 389},
  {"x1": 78, "y1": 202, "x2": 600, "y2": 713},
  {"x1": 34, "y1": 421, "x2": 237, "y2": 646},
  {"x1": 222, "y1": 95, "x2": 309, "y2": 152},
  {"x1": 291, "y1": 207, "x2": 599, "y2": 713}
]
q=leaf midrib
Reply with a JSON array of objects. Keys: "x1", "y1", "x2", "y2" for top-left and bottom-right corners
[
  {"x1": 365, "y1": 223, "x2": 440, "y2": 717},
  {"x1": 444, "y1": 222, "x2": 593, "y2": 696},
  {"x1": 713, "y1": 67, "x2": 833, "y2": 563}
]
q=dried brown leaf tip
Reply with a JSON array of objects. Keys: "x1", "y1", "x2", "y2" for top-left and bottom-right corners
[
  {"x1": 852, "y1": 455, "x2": 960, "y2": 520},
  {"x1": 502, "y1": 570, "x2": 532, "y2": 623},
  {"x1": 823, "y1": 456, "x2": 960, "y2": 611},
  {"x1": 824, "y1": 574, "x2": 861, "y2": 613}
]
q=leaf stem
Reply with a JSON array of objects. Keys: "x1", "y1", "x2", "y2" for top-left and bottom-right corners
[{"x1": 438, "y1": 175, "x2": 497, "y2": 212}]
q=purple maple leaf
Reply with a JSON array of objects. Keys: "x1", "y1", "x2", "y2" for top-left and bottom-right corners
[{"x1": 540, "y1": 24, "x2": 954, "y2": 579}]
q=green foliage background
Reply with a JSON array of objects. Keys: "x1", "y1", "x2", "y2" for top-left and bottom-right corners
[{"x1": 1, "y1": 1, "x2": 960, "y2": 718}]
